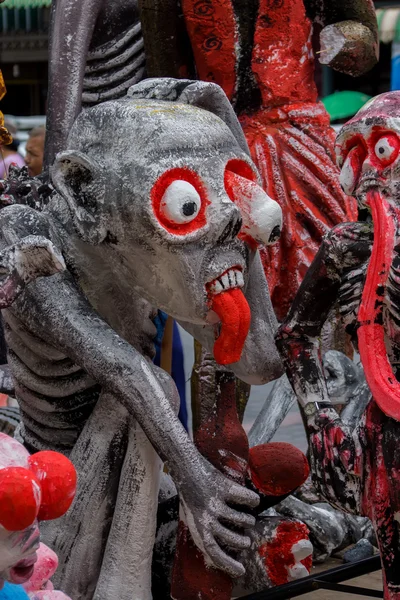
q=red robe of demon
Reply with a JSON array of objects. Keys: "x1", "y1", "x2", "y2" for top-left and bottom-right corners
[
  {"x1": 277, "y1": 92, "x2": 400, "y2": 600},
  {"x1": 178, "y1": 0, "x2": 377, "y2": 318}
]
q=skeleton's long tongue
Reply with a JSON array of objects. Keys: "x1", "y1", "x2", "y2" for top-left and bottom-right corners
[
  {"x1": 211, "y1": 288, "x2": 251, "y2": 365},
  {"x1": 358, "y1": 190, "x2": 400, "y2": 420}
]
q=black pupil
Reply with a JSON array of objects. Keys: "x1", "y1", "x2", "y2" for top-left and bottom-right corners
[
  {"x1": 182, "y1": 201, "x2": 197, "y2": 217},
  {"x1": 379, "y1": 146, "x2": 385, "y2": 155}
]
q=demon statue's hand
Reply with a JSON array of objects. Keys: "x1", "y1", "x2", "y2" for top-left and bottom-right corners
[
  {"x1": 0, "y1": 236, "x2": 65, "y2": 308},
  {"x1": 319, "y1": 21, "x2": 378, "y2": 77},
  {"x1": 176, "y1": 455, "x2": 259, "y2": 577}
]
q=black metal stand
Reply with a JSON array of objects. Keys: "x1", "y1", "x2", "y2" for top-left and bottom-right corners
[{"x1": 240, "y1": 555, "x2": 383, "y2": 600}]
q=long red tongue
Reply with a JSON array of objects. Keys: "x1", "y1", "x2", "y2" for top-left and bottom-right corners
[
  {"x1": 358, "y1": 189, "x2": 400, "y2": 420},
  {"x1": 211, "y1": 288, "x2": 251, "y2": 365}
]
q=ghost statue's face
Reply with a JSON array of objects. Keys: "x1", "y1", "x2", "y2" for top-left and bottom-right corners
[
  {"x1": 52, "y1": 99, "x2": 282, "y2": 366},
  {"x1": 336, "y1": 93, "x2": 400, "y2": 208}
]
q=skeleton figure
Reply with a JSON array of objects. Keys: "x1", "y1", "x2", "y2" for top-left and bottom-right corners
[
  {"x1": 277, "y1": 91, "x2": 400, "y2": 600},
  {"x1": 0, "y1": 79, "x2": 285, "y2": 599}
]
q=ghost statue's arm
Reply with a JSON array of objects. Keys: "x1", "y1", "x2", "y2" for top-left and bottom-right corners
[
  {"x1": 6, "y1": 218, "x2": 258, "y2": 579},
  {"x1": 275, "y1": 225, "x2": 363, "y2": 513},
  {"x1": 304, "y1": 0, "x2": 378, "y2": 76}
]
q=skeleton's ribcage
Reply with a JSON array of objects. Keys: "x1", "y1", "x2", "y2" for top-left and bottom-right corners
[
  {"x1": 2, "y1": 308, "x2": 100, "y2": 455},
  {"x1": 337, "y1": 262, "x2": 368, "y2": 332},
  {"x1": 82, "y1": 22, "x2": 146, "y2": 106},
  {"x1": 338, "y1": 256, "x2": 400, "y2": 376}
]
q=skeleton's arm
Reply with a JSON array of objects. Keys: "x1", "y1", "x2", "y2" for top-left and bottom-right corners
[
  {"x1": 275, "y1": 223, "x2": 370, "y2": 513},
  {"x1": 305, "y1": 0, "x2": 378, "y2": 76},
  {"x1": 44, "y1": 0, "x2": 99, "y2": 168}
]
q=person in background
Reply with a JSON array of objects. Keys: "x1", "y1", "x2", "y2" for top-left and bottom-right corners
[
  {"x1": 25, "y1": 126, "x2": 45, "y2": 177},
  {"x1": 0, "y1": 119, "x2": 24, "y2": 179}
]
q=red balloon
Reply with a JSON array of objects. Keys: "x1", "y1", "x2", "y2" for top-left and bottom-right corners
[
  {"x1": 249, "y1": 442, "x2": 310, "y2": 496},
  {"x1": 0, "y1": 467, "x2": 41, "y2": 531},
  {"x1": 28, "y1": 451, "x2": 77, "y2": 521}
]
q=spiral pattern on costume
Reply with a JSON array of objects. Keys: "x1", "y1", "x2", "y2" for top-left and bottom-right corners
[{"x1": 202, "y1": 36, "x2": 222, "y2": 51}]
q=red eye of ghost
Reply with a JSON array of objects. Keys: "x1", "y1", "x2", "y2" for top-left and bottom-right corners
[
  {"x1": 224, "y1": 159, "x2": 258, "y2": 200},
  {"x1": 374, "y1": 134, "x2": 400, "y2": 166},
  {"x1": 151, "y1": 168, "x2": 210, "y2": 235}
]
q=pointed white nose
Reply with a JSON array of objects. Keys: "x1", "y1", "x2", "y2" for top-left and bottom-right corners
[{"x1": 225, "y1": 171, "x2": 282, "y2": 247}]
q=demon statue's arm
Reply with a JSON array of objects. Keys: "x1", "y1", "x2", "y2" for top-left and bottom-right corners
[
  {"x1": 276, "y1": 220, "x2": 373, "y2": 514},
  {"x1": 1, "y1": 205, "x2": 259, "y2": 579},
  {"x1": 305, "y1": 0, "x2": 378, "y2": 76}
]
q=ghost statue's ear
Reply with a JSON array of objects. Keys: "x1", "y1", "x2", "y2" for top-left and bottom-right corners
[
  {"x1": 51, "y1": 151, "x2": 108, "y2": 245},
  {"x1": 127, "y1": 78, "x2": 250, "y2": 156}
]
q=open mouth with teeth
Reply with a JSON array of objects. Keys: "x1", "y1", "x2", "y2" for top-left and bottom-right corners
[{"x1": 206, "y1": 267, "x2": 250, "y2": 366}]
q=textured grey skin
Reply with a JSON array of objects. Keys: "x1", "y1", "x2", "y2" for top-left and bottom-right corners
[{"x1": 1, "y1": 81, "x2": 286, "y2": 599}]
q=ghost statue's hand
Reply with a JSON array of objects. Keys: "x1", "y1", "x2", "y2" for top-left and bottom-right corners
[
  {"x1": 319, "y1": 21, "x2": 378, "y2": 77},
  {"x1": 0, "y1": 236, "x2": 65, "y2": 309},
  {"x1": 176, "y1": 455, "x2": 259, "y2": 577}
]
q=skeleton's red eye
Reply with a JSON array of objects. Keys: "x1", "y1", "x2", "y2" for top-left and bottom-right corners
[
  {"x1": 151, "y1": 168, "x2": 210, "y2": 235},
  {"x1": 374, "y1": 134, "x2": 400, "y2": 166}
]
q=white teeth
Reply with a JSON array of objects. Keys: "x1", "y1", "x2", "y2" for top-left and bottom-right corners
[
  {"x1": 208, "y1": 269, "x2": 244, "y2": 295},
  {"x1": 220, "y1": 274, "x2": 230, "y2": 289},
  {"x1": 210, "y1": 280, "x2": 224, "y2": 294},
  {"x1": 236, "y1": 271, "x2": 244, "y2": 288}
]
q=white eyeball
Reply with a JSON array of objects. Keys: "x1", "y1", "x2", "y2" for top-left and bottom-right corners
[
  {"x1": 375, "y1": 137, "x2": 397, "y2": 161},
  {"x1": 339, "y1": 146, "x2": 360, "y2": 195},
  {"x1": 160, "y1": 180, "x2": 201, "y2": 224}
]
